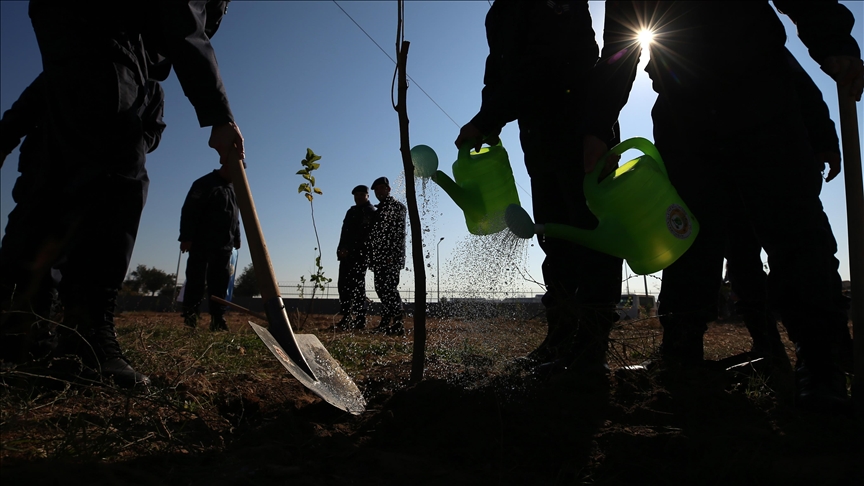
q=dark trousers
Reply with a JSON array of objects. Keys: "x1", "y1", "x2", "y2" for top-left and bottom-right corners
[
  {"x1": 183, "y1": 248, "x2": 233, "y2": 318},
  {"x1": 0, "y1": 9, "x2": 149, "y2": 359},
  {"x1": 372, "y1": 265, "x2": 403, "y2": 320},
  {"x1": 724, "y1": 195, "x2": 784, "y2": 349},
  {"x1": 519, "y1": 110, "x2": 623, "y2": 333},
  {"x1": 338, "y1": 258, "x2": 368, "y2": 317},
  {"x1": 653, "y1": 79, "x2": 847, "y2": 350}
]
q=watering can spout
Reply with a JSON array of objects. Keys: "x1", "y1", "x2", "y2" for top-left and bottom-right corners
[
  {"x1": 536, "y1": 222, "x2": 610, "y2": 255},
  {"x1": 431, "y1": 170, "x2": 483, "y2": 221}
]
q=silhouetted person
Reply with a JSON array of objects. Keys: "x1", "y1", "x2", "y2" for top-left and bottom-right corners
[
  {"x1": 179, "y1": 164, "x2": 241, "y2": 332},
  {"x1": 584, "y1": 1, "x2": 862, "y2": 414},
  {"x1": 336, "y1": 185, "x2": 376, "y2": 330},
  {"x1": 455, "y1": 0, "x2": 622, "y2": 380},
  {"x1": 369, "y1": 177, "x2": 407, "y2": 336},
  {"x1": 724, "y1": 47, "x2": 853, "y2": 374},
  {"x1": 0, "y1": 1, "x2": 243, "y2": 388},
  {"x1": 0, "y1": 73, "x2": 165, "y2": 367}
]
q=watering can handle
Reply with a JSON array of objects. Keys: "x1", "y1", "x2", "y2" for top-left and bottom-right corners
[
  {"x1": 458, "y1": 141, "x2": 502, "y2": 160},
  {"x1": 593, "y1": 137, "x2": 667, "y2": 180}
]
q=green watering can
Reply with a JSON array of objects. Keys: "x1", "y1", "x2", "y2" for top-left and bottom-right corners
[
  {"x1": 505, "y1": 137, "x2": 699, "y2": 275},
  {"x1": 411, "y1": 142, "x2": 520, "y2": 235}
]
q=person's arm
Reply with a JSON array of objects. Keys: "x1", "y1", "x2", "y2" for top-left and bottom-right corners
[
  {"x1": 456, "y1": 1, "x2": 522, "y2": 150},
  {"x1": 141, "y1": 81, "x2": 167, "y2": 154},
  {"x1": 0, "y1": 73, "x2": 44, "y2": 167},
  {"x1": 583, "y1": 1, "x2": 643, "y2": 173},
  {"x1": 775, "y1": 1, "x2": 863, "y2": 100},
  {"x1": 784, "y1": 48, "x2": 842, "y2": 181},
  {"x1": 154, "y1": 1, "x2": 244, "y2": 159},
  {"x1": 232, "y1": 199, "x2": 241, "y2": 250},
  {"x1": 154, "y1": 0, "x2": 232, "y2": 127},
  {"x1": 337, "y1": 209, "x2": 353, "y2": 260},
  {"x1": 179, "y1": 179, "x2": 207, "y2": 250}
]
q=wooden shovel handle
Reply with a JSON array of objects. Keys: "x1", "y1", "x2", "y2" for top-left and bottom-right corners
[
  {"x1": 223, "y1": 151, "x2": 281, "y2": 302},
  {"x1": 210, "y1": 295, "x2": 267, "y2": 321},
  {"x1": 837, "y1": 84, "x2": 863, "y2": 416}
]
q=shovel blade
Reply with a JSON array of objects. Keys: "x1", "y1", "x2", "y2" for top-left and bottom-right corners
[{"x1": 250, "y1": 322, "x2": 366, "y2": 414}]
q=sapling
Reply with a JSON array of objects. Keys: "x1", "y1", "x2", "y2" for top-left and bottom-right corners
[{"x1": 296, "y1": 148, "x2": 332, "y2": 329}]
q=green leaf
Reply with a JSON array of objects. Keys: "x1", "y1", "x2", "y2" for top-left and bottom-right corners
[
  {"x1": 313, "y1": 187, "x2": 323, "y2": 195},
  {"x1": 305, "y1": 193, "x2": 313, "y2": 202},
  {"x1": 302, "y1": 173, "x2": 315, "y2": 185},
  {"x1": 305, "y1": 148, "x2": 317, "y2": 160},
  {"x1": 308, "y1": 162, "x2": 321, "y2": 171},
  {"x1": 296, "y1": 169, "x2": 309, "y2": 175},
  {"x1": 309, "y1": 155, "x2": 322, "y2": 163},
  {"x1": 298, "y1": 183, "x2": 311, "y2": 193}
]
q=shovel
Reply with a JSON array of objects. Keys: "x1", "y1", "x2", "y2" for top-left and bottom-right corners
[{"x1": 223, "y1": 150, "x2": 366, "y2": 415}]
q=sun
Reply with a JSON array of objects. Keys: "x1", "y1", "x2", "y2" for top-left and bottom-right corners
[{"x1": 637, "y1": 29, "x2": 654, "y2": 49}]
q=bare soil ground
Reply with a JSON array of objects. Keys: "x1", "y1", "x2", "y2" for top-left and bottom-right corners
[{"x1": 1, "y1": 310, "x2": 861, "y2": 485}]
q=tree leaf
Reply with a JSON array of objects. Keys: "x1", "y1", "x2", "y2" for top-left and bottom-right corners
[
  {"x1": 298, "y1": 183, "x2": 311, "y2": 193},
  {"x1": 309, "y1": 162, "x2": 321, "y2": 171},
  {"x1": 305, "y1": 193, "x2": 313, "y2": 202},
  {"x1": 302, "y1": 173, "x2": 315, "y2": 184},
  {"x1": 296, "y1": 169, "x2": 309, "y2": 175},
  {"x1": 313, "y1": 187, "x2": 323, "y2": 195}
]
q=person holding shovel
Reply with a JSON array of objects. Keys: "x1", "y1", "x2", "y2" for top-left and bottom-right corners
[
  {"x1": 584, "y1": 0, "x2": 862, "y2": 415},
  {"x1": 178, "y1": 163, "x2": 242, "y2": 332},
  {"x1": 723, "y1": 47, "x2": 854, "y2": 376},
  {"x1": 0, "y1": 0, "x2": 243, "y2": 388},
  {"x1": 369, "y1": 176, "x2": 407, "y2": 336},
  {"x1": 336, "y1": 185, "x2": 377, "y2": 330},
  {"x1": 455, "y1": 0, "x2": 623, "y2": 381}
]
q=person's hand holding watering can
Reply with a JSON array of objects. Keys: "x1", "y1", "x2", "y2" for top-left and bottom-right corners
[
  {"x1": 582, "y1": 134, "x2": 621, "y2": 178},
  {"x1": 455, "y1": 122, "x2": 501, "y2": 152}
]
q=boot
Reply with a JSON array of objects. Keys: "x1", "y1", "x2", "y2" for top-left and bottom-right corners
[
  {"x1": 56, "y1": 295, "x2": 151, "y2": 389},
  {"x1": 209, "y1": 314, "x2": 228, "y2": 332},
  {"x1": 384, "y1": 317, "x2": 405, "y2": 336},
  {"x1": 744, "y1": 311, "x2": 793, "y2": 375},
  {"x1": 536, "y1": 306, "x2": 614, "y2": 384},
  {"x1": 527, "y1": 304, "x2": 576, "y2": 363},
  {"x1": 372, "y1": 316, "x2": 391, "y2": 333},
  {"x1": 659, "y1": 318, "x2": 706, "y2": 366},
  {"x1": 794, "y1": 341, "x2": 850, "y2": 415},
  {"x1": 181, "y1": 308, "x2": 200, "y2": 329},
  {"x1": 351, "y1": 314, "x2": 367, "y2": 330}
]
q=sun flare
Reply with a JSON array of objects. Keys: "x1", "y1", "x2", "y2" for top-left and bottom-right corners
[{"x1": 637, "y1": 29, "x2": 654, "y2": 49}]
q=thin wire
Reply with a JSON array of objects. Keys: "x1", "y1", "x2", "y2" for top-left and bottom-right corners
[
  {"x1": 333, "y1": 0, "x2": 460, "y2": 127},
  {"x1": 334, "y1": 0, "x2": 531, "y2": 199}
]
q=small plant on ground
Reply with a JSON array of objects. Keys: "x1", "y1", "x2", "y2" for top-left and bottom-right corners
[{"x1": 295, "y1": 148, "x2": 332, "y2": 329}]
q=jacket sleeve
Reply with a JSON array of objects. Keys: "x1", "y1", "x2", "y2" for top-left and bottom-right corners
[
  {"x1": 784, "y1": 49, "x2": 839, "y2": 155},
  {"x1": 232, "y1": 197, "x2": 241, "y2": 249},
  {"x1": 467, "y1": 0, "x2": 525, "y2": 137},
  {"x1": 153, "y1": 0, "x2": 234, "y2": 127},
  {"x1": 337, "y1": 209, "x2": 352, "y2": 257},
  {"x1": 584, "y1": 1, "x2": 642, "y2": 141},
  {"x1": 774, "y1": 1, "x2": 860, "y2": 64},
  {"x1": 141, "y1": 81, "x2": 167, "y2": 154},
  {"x1": 0, "y1": 73, "x2": 44, "y2": 158},
  {"x1": 179, "y1": 179, "x2": 207, "y2": 242},
  {"x1": 397, "y1": 202, "x2": 407, "y2": 258}
]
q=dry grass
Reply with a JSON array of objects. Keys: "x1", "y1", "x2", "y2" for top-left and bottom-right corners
[{"x1": 1, "y1": 310, "x2": 860, "y2": 486}]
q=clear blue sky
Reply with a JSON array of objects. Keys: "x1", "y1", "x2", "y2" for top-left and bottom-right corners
[{"x1": 1, "y1": 1, "x2": 862, "y2": 300}]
